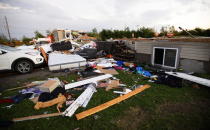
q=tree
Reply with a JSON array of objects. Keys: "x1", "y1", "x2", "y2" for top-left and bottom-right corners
[
  {"x1": 203, "y1": 29, "x2": 210, "y2": 36},
  {"x1": 34, "y1": 31, "x2": 45, "y2": 39},
  {"x1": 139, "y1": 27, "x2": 155, "y2": 38},
  {"x1": 159, "y1": 26, "x2": 168, "y2": 37},
  {"x1": 92, "y1": 28, "x2": 98, "y2": 34},
  {"x1": 0, "y1": 34, "x2": 9, "y2": 44},
  {"x1": 22, "y1": 36, "x2": 33, "y2": 45},
  {"x1": 87, "y1": 28, "x2": 99, "y2": 38},
  {"x1": 100, "y1": 29, "x2": 113, "y2": 40}
]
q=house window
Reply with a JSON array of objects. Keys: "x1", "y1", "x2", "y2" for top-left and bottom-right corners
[{"x1": 152, "y1": 47, "x2": 179, "y2": 69}]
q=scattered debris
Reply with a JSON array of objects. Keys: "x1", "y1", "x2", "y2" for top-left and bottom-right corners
[
  {"x1": 65, "y1": 74, "x2": 113, "y2": 90},
  {"x1": 75, "y1": 85, "x2": 151, "y2": 120},
  {"x1": 2, "y1": 104, "x2": 14, "y2": 109},
  {"x1": 34, "y1": 93, "x2": 66, "y2": 113},
  {"x1": 38, "y1": 79, "x2": 60, "y2": 92},
  {"x1": 63, "y1": 83, "x2": 97, "y2": 117},
  {"x1": 113, "y1": 88, "x2": 132, "y2": 95}
]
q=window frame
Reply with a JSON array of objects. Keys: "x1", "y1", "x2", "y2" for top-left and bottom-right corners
[{"x1": 152, "y1": 47, "x2": 179, "y2": 69}]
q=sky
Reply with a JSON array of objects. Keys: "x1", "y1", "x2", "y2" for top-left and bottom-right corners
[{"x1": 0, "y1": 0, "x2": 210, "y2": 39}]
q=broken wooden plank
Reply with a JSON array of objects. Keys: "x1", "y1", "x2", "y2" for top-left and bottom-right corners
[
  {"x1": 75, "y1": 84, "x2": 150, "y2": 120},
  {"x1": 40, "y1": 47, "x2": 48, "y2": 63},
  {"x1": 13, "y1": 112, "x2": 62, "y2": 122},
  {"x1": 65, "y1": 74, "x2": 112, "y2": 90},
  {"x1": 3, "y1": 81, "x2": 45, "y2": 92}
]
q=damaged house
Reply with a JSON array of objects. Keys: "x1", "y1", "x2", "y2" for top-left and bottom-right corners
[{"x1": 133, "y1": 38, "x2": 210, "y2": 73}]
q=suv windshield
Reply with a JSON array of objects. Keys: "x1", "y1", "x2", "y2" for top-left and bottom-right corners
[{"x1": 0, "y1": 44, "x2": 19, "y2": 51}]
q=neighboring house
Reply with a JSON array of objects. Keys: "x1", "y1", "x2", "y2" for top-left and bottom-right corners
[
  {"x1": 134, "y1": 38, "x2": 210, "y2": 73},
  {"x1": 52, "y1": 30, "x2": 72, "y2": 42}
]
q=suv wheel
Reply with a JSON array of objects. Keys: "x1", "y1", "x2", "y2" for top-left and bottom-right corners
[{"x1": 15, "y1": 60, "x2": 33, "y2": 74}]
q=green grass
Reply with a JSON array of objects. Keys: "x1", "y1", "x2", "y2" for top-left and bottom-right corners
[{"x1": 0, "y1": 71, "x2": 210, "y2": 130}]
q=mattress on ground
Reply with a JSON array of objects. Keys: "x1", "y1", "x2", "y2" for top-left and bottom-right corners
[{"x1": 48, "y1": 53, "x2": 86, "y2": 71}]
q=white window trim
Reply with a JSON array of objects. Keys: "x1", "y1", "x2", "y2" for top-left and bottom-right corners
[{"x1": 152, "y1": 47, "x2": 179, "y2": 69}]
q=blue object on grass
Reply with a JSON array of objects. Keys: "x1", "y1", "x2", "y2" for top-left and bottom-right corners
[
  {"x1": 136, "y1": 66, "x2": 152, "y2": 77},
  {"x1": 116, "y1": 61, "x2": 124, "y2": 66}
]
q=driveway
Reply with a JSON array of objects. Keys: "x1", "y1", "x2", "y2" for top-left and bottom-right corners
[{"x1": 0, "y1": 67, "x2": 71, "y2": 91}]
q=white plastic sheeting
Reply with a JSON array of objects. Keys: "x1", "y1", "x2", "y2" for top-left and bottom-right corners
[
  {"x1": 166, "y1": 72, "x2": 210, "y2": 87},
  {"x1": 63, "y1": 84, "x2": 97, "y2": 117},
  {"x1": 65, "y1": 74, "x2": 113, "y2": 90}
]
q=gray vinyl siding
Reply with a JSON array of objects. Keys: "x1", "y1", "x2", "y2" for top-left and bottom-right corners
[{"x1": 135, "y1": 41, "x2": 210, "y2": 61}]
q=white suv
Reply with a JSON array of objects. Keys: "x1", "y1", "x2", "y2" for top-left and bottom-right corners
[{"x1": 0, "y1": 44, "x2": 44, "y2": 73}]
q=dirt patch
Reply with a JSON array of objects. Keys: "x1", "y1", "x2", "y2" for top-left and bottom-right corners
[
  {"x1": 114, "y1": 107, "x2": 148, "y2": 130},
  {"x1": 156, "y1": 100, "x2": 210, "y2": 116}
]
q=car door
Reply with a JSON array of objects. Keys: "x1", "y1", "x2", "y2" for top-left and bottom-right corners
[{"x1": 0, "y1": 49, "x2": 10, "y2": 70}]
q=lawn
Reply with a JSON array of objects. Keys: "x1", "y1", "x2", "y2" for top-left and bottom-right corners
[{"x1": 0, "y1": 71, "x2": 210, "y2": 130}]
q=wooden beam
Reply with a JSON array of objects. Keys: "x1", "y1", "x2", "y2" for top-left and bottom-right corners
[
  {"x1": 40, "y1": 47, "x2": 48, "y2": 63},
  {"x1": 13, "y1": 112, "x2": 63, "y2": 122},
  {"x1": 76, "y1": 84, "x2": 150, "y2": 120},
  {"x1": 3, "y1": 83, "x2": 37, "y2": 92}
]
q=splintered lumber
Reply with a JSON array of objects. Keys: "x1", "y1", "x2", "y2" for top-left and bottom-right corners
[
  {"x1": 65, "y1": 74, "x2": 112, "y2": 90},
  {"x1": 40, "y1": 47, "x2": 48, "y2": 63},
  {"x1": 13, "y1": 112, "x2": 62, "y2": 122},
  {"x1": 76, "y1": 84, "x2": 150, "y2": 120}
]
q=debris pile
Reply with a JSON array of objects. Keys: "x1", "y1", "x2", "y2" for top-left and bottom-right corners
[{"x1": 1, "y1": 57, "x2": 153, "y2": 122}]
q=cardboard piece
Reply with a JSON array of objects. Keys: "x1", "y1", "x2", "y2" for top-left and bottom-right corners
[
  {"x1": 106, "y1": 80, "x2": 120, "y2": 91},
  {"x1": 96, "y1": 66, "x2": 118, "y2": 75},
  {"x1": 38, "y1": 80, "x2": 59, "y2": 92}
]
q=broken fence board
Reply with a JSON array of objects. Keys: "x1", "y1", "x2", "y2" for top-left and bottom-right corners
[
  {"x1": 13, "y1": 112, "x2": 62, "y2": 122},
  {"x1": 75, "y1": 84, "x2": 150, "y2": 120},
  {"x1": 65, "y1": 74, "x2": 112, "y2": 90}
]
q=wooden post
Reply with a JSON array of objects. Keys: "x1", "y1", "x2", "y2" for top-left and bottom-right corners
[{"x1": 13, "y1": 112, "x2": 63, "y2": 122}]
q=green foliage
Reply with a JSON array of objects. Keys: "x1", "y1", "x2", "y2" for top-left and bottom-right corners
[
  {"x1": 99, "y1": 26, "x2": 155, "y2": 40},
  {"x1": 138, "y1": 27, "x2": 155, "y2": 38},
  {"x1": 0, "y1": 34, "x2": 9, "y2": 44},
  {"x1": 176, "y1": 27, "x2": 210, "y2": 37},
  {"x1": 34, "y1": 31, "x2": 45, "y2": 39},
  {"x1": 87, "y1": 28, "x2": 99, "y2": 38},
  {"x1": 22, "y1": 36, "x2": 33, "y2": 44}
]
